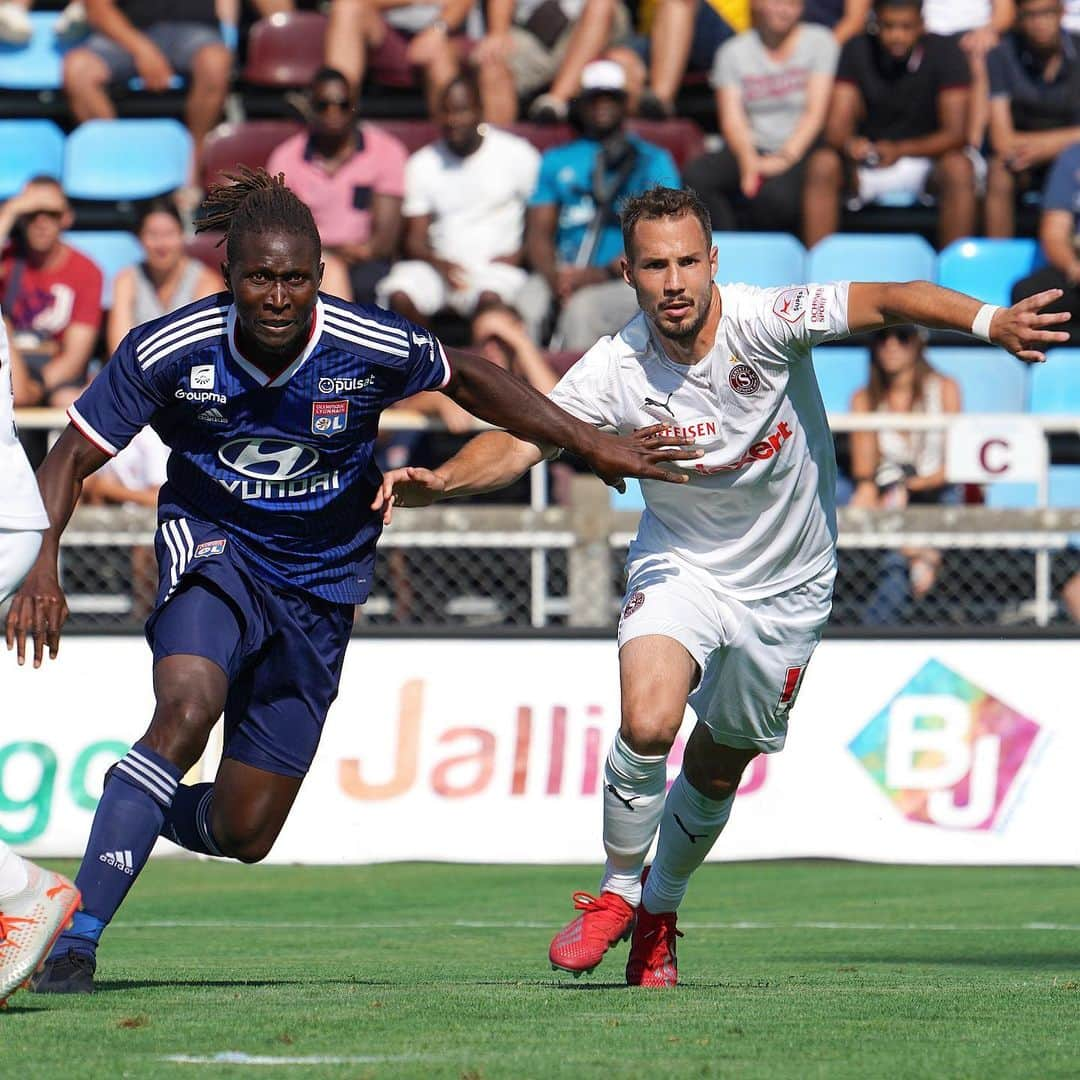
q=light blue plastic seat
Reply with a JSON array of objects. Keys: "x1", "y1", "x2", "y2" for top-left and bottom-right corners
[
  {"x1": 986, "y1": 466, "x2": 1080, "y2": 509},
  {"x1": 63, "y1": 231, "x2": 143, "y2": 308},
  {"x1": 0, "y1": 120, "x2": 64, "y2": 198},
  {"x1": 0, "y1": 12, "x2": 65, "y2": 90},
  {"x1": 812, "y1": 346, "x2": 869, "y2": 413},
  {"x1": 1029, "y1": 351, "x2": 1080, "y2": 414},
  {"x1": 807, "y1": 234, "x2": 936, "y2": 284},
  {"x1": 937, "y1": 238, "x2": 1044, "y2": 308},
  {"x1": 713, "y1": 232, "x2": 806, "y2": 289},
  {"x1": 926, "y1": 347, "x2": 1029, "y2": 413},
  {"x1": 63, "y1": 120, "x2": 193, "y2": 200},
  {"x1": 610, "y1": 480, "x2": 646, "y2": 512}
]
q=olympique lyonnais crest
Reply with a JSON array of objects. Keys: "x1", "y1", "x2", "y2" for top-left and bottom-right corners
[
  {"x1": 312, "y1": 400, "x2": 348, "y2": 436},
  {"x1": 194, "y1": 538, "x2": 227, "y2": 558}
]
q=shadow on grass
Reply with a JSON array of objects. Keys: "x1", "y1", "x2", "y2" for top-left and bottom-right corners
[{"x1": 96, "y1": 978, "x2": 397, "y2": 992}]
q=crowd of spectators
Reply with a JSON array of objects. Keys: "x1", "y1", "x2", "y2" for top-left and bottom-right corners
[{"x1": 4, "y1": 0, "x2": 1080, "y2": 622}]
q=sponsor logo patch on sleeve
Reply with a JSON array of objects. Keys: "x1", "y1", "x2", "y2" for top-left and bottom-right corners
[
  {"x1": 808, "y1": 286, "x2": 831, "y2": 331},
  {"x1": 772, "y1": 287, "x2": 807, "y2": 324}
]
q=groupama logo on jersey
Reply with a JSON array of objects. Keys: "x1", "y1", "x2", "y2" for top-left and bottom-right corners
[{"x1": 848, "y1": 659, "x2": 1040, "y2": 831}]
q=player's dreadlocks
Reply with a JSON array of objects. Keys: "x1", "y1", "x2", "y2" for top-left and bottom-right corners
[{"x1": 194, "y1": 166, "x2": 321, "y2": 268}]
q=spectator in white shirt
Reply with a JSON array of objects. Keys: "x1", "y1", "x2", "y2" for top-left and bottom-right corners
[{"x1": 377, "y1": 74, "x2": 543, "y2": 337}]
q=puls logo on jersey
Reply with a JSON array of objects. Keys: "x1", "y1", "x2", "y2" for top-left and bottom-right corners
[
  {"x1": 319, "y1": 375, "x2": 376, "y2": 394},
  {"x1": 217, "y1": 438, "x2": 340, "y2": 501}
]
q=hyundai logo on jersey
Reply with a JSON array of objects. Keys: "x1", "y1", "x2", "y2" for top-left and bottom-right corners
[
  {"x1": 312, "y1": 400, "x2": 348, "y2": 436},
  {"x1": 218, "y1": 438, "x2": 321, "y2": 481}
]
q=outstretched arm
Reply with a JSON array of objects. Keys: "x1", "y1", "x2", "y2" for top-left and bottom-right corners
[
  {"x1": 5, "y1": 425, "x2": 110, "y2": 666},
  {"x1": 847, "y1": 281, "x2": 1071, "y2": 362},
  {"x1": 442, "y1": 349, "x2": 700, "y2": 486}
]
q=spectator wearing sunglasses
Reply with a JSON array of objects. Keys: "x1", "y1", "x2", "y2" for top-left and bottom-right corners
[
  {"x1": 848, "y1": 324, "x2": 962, "y2": 623},
  {"x1": 267, "y1": 67, "x2": 408, "y2": 306},
  {"x1": 0, "y1": 176, "x2": 102, "y2": 409}
]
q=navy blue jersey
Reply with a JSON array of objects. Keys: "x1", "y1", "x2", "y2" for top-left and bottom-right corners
[{"x1": 69, "y1": 293, "x2": 451, "y2": 603}]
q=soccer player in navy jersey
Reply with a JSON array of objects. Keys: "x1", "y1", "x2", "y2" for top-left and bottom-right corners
[{"x1": 4, "y1": 168, "x2": 697, "y2": 994}]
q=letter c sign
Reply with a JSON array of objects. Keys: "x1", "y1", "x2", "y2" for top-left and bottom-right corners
[{"x1": 978, "y1": 438, "x2": 1010, "y2": 475}]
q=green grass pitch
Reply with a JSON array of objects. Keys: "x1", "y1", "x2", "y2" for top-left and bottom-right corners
[{"x1": 4, "y1": 860, "x2": 1080, "y2": 1078}]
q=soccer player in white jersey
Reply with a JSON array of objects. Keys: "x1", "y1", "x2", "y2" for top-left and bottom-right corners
[
  {"x1": 373, "y1": 186, "x2": 1069, "y2": 987},
  {"x1": 0, "y1": 313, "x2": 80, "y2": 1006}
]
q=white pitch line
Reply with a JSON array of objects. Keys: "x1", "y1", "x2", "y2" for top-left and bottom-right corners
[
  {"x1": 114, "y1": 919, "x2": 1080, "y2": 933},
  {"x1": 162, "y1": 1052, "x2": 434, "y2": 1067}
]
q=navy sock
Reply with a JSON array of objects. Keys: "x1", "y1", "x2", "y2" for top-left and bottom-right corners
[
  {"x1": 50, "y1": 742, "x2": 181, "y2": 959},
  {"x1": 161, "y1": 782, "x2": 225, "y2": 857}
]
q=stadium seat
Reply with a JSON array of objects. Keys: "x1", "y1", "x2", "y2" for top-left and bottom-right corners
[
  {"x1": 713, "y1": 232, "x2": 806, "y2": 288},
  {"x1": 0, "y1": 119, "x2": 64, "y2": 198},
  {"x1": 937, "y1": 238, "x2": 1044, "y2": 308},
  {"x1": 611, "y1": 479, "x2": 646, "y2": 512},
  {"x1": 806, "y1": 234, "x2": 936, "y2": 285},
  {"x1": 242, "y1": 12, "x2": 328, "y2": 87},
  {"x1": 201, "y1": 120, "x2": 303, "y2": 190},
  {"x1": 1028, "y1": 350, "x2": 1080, "y2": 414},
  {"x1": 63, "y1": 230, "x2": 143, "y2": 308},
  {"x1": 626, "y1": 119, "x2": 705, "y2": 170},
  {"x1": 811, "y1": 346, "x2": 869, "y2": 413},
  {"x1": 926, "y1": 347, "x2": 1029, "y2": 413},
  {"x1": 0, "y1": 12, "x2": 65, "y2": 90},
  {"x1": 63, "y1": 120, "x2": 193, "y2": 200},
  {"x1": 985, "y1": 466, "x2": 1080, "y2": 509},
  {"x1": 375, "y1": 120, "x2": 439, "y2": 156},
  {"x1": 186, "y1": 230, "x2": 226, "y2": 271}
]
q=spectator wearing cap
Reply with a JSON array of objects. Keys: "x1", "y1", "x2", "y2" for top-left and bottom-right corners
[
  {"x1": 986, "y1": 0, "x2": 1080, "y2": 237},
  {"x1": 803, "y1": 0, "x2": 975, "y2": 250},
  {"x1": 63, "y1": 0, "x2": 232, "y2": 167},
  {"x1": 477, "y1": 0, "x2": 637, "y2": 125},
  {"x1": 1011, "y1": 141, "x2": 1080, "y2": 343},
  {"x1": 521, "y1": 59, "x2": 680, "y2": 350},
  {"x1": 684, "y1": 0, "x2": 839, "y2": 236},
  {"x1": 0, "y1": 177, "x2": 102, "y2": 409},
  {"x1": 268, "y1": 67, "x2": 408, "y2": 307},
  {"x1": 377, "y1": 75, "x2": 543, "y2": 336}
]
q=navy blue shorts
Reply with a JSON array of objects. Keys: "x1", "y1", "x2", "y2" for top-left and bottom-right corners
[{"x1": 145, "y1": 518, "x2": 354, "y2": 778}]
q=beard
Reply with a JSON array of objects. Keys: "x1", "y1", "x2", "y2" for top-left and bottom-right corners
[{"x1": 650, "y1": 293, "x2": 712, "y2": 343}]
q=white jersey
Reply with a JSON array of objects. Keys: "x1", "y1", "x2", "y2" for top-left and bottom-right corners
[
  {"x1": 549, "y1": 281, "x2": 849, "y2": 599},
  {"x1": 0, "y1": 313, "x2": 48, "y2": 531}
]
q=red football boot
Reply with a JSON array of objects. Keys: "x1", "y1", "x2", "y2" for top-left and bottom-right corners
[
  {"x1": 625, "y1": 902, "x2": 682, "y2": 988},
  {"x1": 548, "y1": 890, "x2": 635, "y2": 976}
]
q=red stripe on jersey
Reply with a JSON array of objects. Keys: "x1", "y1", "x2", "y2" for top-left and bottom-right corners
[
  {"x1": 779, "y1": 665, "x2": 803, "y2": 704},
  {"x1": 67, "y1": 407, "x2": 117, "y2": 457}
]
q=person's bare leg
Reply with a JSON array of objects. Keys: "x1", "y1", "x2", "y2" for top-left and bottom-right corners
[
  {"x1": 984, "y1": 155, "x2": 1016, "y2": 238},
  {"x1": 63, "y1": 48, "x2": 117, "y2": 122},
  {"x1": 547, "y1": 0, "x2": 617, "y2": 105},
  {"x1": 645, "y1": 0, "x2": 695, "y2": 108},
  {"x1": 476, "y1": 55, "x2": 518, "y2": 124},
  {"x1": 185, "y1": 42, "x2": 232, "y2": 163},
  {"x1": 605, "y1": 45, "x2": 646, "y2": 112},
  {"x1": 325, "y1": 0, "x2": 377, "y2": 92},
  {"x1": 935, "y1": 148, "x2": 976, "y2": 247},
  {"x1": 802, "y1": 146, "x2": 845, "y2": 249},
  {"x1": 421, "y1": 36, "x2": 461, "y2": 118}
]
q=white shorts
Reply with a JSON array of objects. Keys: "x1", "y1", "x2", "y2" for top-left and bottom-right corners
[
  {"x1": 853, "y1": 156, "x2": 934, "y2": 207},
  {"x1": 375, "y1": 260, "x2": 529, "y2": 317},
  {"x1": 617, "y1": 553, "x2": 835, "y2": 754},
  {"x1": 0, "y1": 528, "x2": 43, "y2": 603}
]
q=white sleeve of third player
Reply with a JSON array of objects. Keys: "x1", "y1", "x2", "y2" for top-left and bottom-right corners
[
  {"x1": 757, "y1": 281, "x2": 851, "y2": 357},
  {"x1": 546, "y1": 340, "x2": 619, "y2": 430}
]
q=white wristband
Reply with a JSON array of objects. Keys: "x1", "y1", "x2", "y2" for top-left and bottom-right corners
[{"x1": 971, "y1": 303, "x2": 999, "y2": 342}]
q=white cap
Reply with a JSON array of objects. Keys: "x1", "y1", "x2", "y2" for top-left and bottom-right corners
[{"x1": 579, "y1": 59, "x2": 627, "y2": 95}]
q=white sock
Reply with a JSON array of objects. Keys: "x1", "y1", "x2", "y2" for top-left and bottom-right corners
[
  {"x1": 598, "y1": 732, "x2": 668, "y2": 906},
  {"x1": 0, "y1": 840, "x2": 30, "y2": 902},
  {"x1": 643, "y1": 772, "x2": 734, "y2": 914}
]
